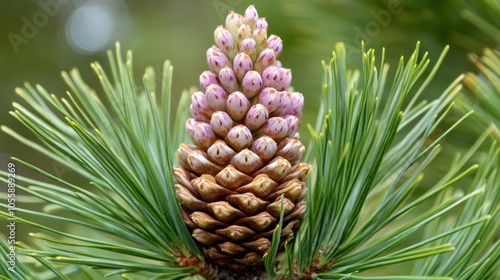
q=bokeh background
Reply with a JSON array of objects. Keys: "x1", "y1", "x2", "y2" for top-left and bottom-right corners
[{"x1": 0, "y1": 0, "x2": 498, "y2": 276}]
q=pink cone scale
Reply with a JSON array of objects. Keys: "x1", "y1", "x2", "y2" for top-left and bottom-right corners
[
  {"x1": 226, "y1": 91, "x2": 251, "y2": 121},
  {"x1": 239, "y1": 38, "x2": 257, "y2": 61},
  {"x1": 256, "y1": 87, "x2": 280, "y2": 113},
  {"x1": 254, "y1": 18, "x2": 268, "y2": 31},
  {"x1": 185, "y1": 118, "x2": 199, "y2": 140},
  {"x1": 267, "y1": 35, "x2": 283, "y2": 58},
  {"x1": 225, "y1": 11, "x2": 243, "y2": 37},
  {"x1": 219, "y1": 67, "x2": 239, "y2": 93},
  {"x1": 210, "y1": 111, "x2": 233, "y2": 137},
  {"x1": 284, "y1": 115, "x2": 300, "y2": 137},
  {"x1": 244, "y1": 104, "x2": 269, "y2": 131},
  {"x1": 243, "y1": 5, "x2": 258, "y2": 28},
  {"x1": 241, "y1": 71, "x2": 263, "y2": 99},
  {"x1": 190, "y1": 91, "x2": 213, "y2": 122},
  {"x1": 205, "y1": 84, "x2": 228, "y2": 111},
  {"x1": 253, "y1": 28, "x2": 267, "y2": 53},
  {"x1": 288, "y1": 92, "x2": 305, "y2": 117},
  {"x1": 272, "y1": 91, "x2": 292, "y2": 116},
  {"x1": 236, "y1": 24, "x2": 252, "y2": 43},
  {"x1": 192, "y1": 123, "x2": 217, "y2": 151},
  {"x1": 251, "y1": 136, "x2": 277, "y2": 163},
  {"x1": 175, "y1": 5, "x2": 309, "y2": 271},
  {"x1": 224, "y1": 125, "x2": 253, "y2": 151},
  {"x1": 214, "y1": 26, "x2": 238, "y2": 60},
  {"x1": 261, "y1": 66, "x2": 281, "y2": 88},
  {"x1": 233, "y1": 52, "x2": 253, "y2": 81},
  {"x1": 277, "y1": 68, "x2": 292, "y2": 91},
  {"x1": 255, "y1": 48, "x2": 276, "y2": 73},
  {"x1": 199, "y1": 71, "x2": 219, "y2": 90},
  {"x1": 207, "y1": 46, "x2": 232, "y2": 74}
]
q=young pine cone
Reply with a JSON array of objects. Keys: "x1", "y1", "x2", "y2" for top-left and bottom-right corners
[{"x1": 175, "y1": 5, "x2": 309, "y2": 272}]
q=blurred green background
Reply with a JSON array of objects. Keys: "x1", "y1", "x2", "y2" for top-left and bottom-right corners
[{"x1": 0, "y1": 0, "x2": 497, "y2": 276}]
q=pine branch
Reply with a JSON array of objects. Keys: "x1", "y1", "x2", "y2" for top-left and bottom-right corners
[
  {"x1": 284, "y1": 42, "x2": 498, "y2": 279},
  {"x1": 428, "y1": 4, "x2": 500, "y2": 272},
  {"x1": 414, "y1": 134, "x2": 499, "y2": 279},
  {"x1": 457, "y1": 0, "x2": 500, "y2": 141},
  {"x1": 461, "y1": 0, "x2": 500, "y2": 45},
  {"x1": 1, "y1": 43, "x2": 200, "y2": 278},
  {"x1": 459, "y1": 48, "x2": 500, "y2": 141}
]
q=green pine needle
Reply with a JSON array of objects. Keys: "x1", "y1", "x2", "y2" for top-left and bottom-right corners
[
  {"x1": 1, "y1": 40, "x2": 499, "y2": 279},
  {"x1": 459, "y1": 48, "x2": 500, "y2": 141},
  {"x1": 1, "y1": 43, "x2": 200, "y2": 278},
  {"x1": 286, "y1": 42, "x2": 499, "y2": 278}
]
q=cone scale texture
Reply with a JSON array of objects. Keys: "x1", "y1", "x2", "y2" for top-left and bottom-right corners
[{"x1": 175, "y1": 5, "x2": 309, "y2": 271}]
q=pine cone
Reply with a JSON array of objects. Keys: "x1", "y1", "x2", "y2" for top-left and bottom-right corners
[{"x1": 175, "y1": 5, "x2": 309, "y2": 272}]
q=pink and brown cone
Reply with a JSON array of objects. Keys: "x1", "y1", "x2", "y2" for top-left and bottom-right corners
[{"x1": 175, "y1": 5, "x2": 309, "y2": 272}]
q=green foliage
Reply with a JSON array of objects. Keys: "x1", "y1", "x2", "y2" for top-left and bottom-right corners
[
  {"x1": 282, "y1": 43, "x2": 499, "y2": 279},
  {"x1": 457, "y1": 0, "x2": 500, "y2": 141},
  {"x1": 436, "y1": 3, "x2": 500, "y2": 277},
  {"x1": 0, "y1": 39, "x2": 499, "y2": 280},
  {"x1": 415, "y1": 134, "x2": 500, "y2": 279},
  {"x1": 1, "y1": 43, "x2": 200, "y2": 279},
  {"x1": 461, "y1": 0, "x2": 500, "y2": 45},
  {"x1": 459, "y1": 48, "x2": 500, "y2": 140}
]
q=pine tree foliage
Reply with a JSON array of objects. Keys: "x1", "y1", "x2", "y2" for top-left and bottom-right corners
[
  {"x1": 431, "y1": 4, "x2": 500, "y2": 277},
  {"x1": 461, "y1": 0, "x2": 500, "y2": 46},
  {"x1": 1, "y1": 44, "x2": 200, "y2": 279},
  {"x1": 458, "y1": 1, "x2": 500, "y2": 140},
  {"x1": 459, "y1": 48, "x2": 500, "y2": 140},
  {"x1": 282, "y1": 43, "x2": 498, "y2": 279},
  {"x1": 1, "y1": 6, "x2": 499, "y2": 280},
  {"x1": 414, "y1": 132, "x2": 499, "y2": 279}
]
